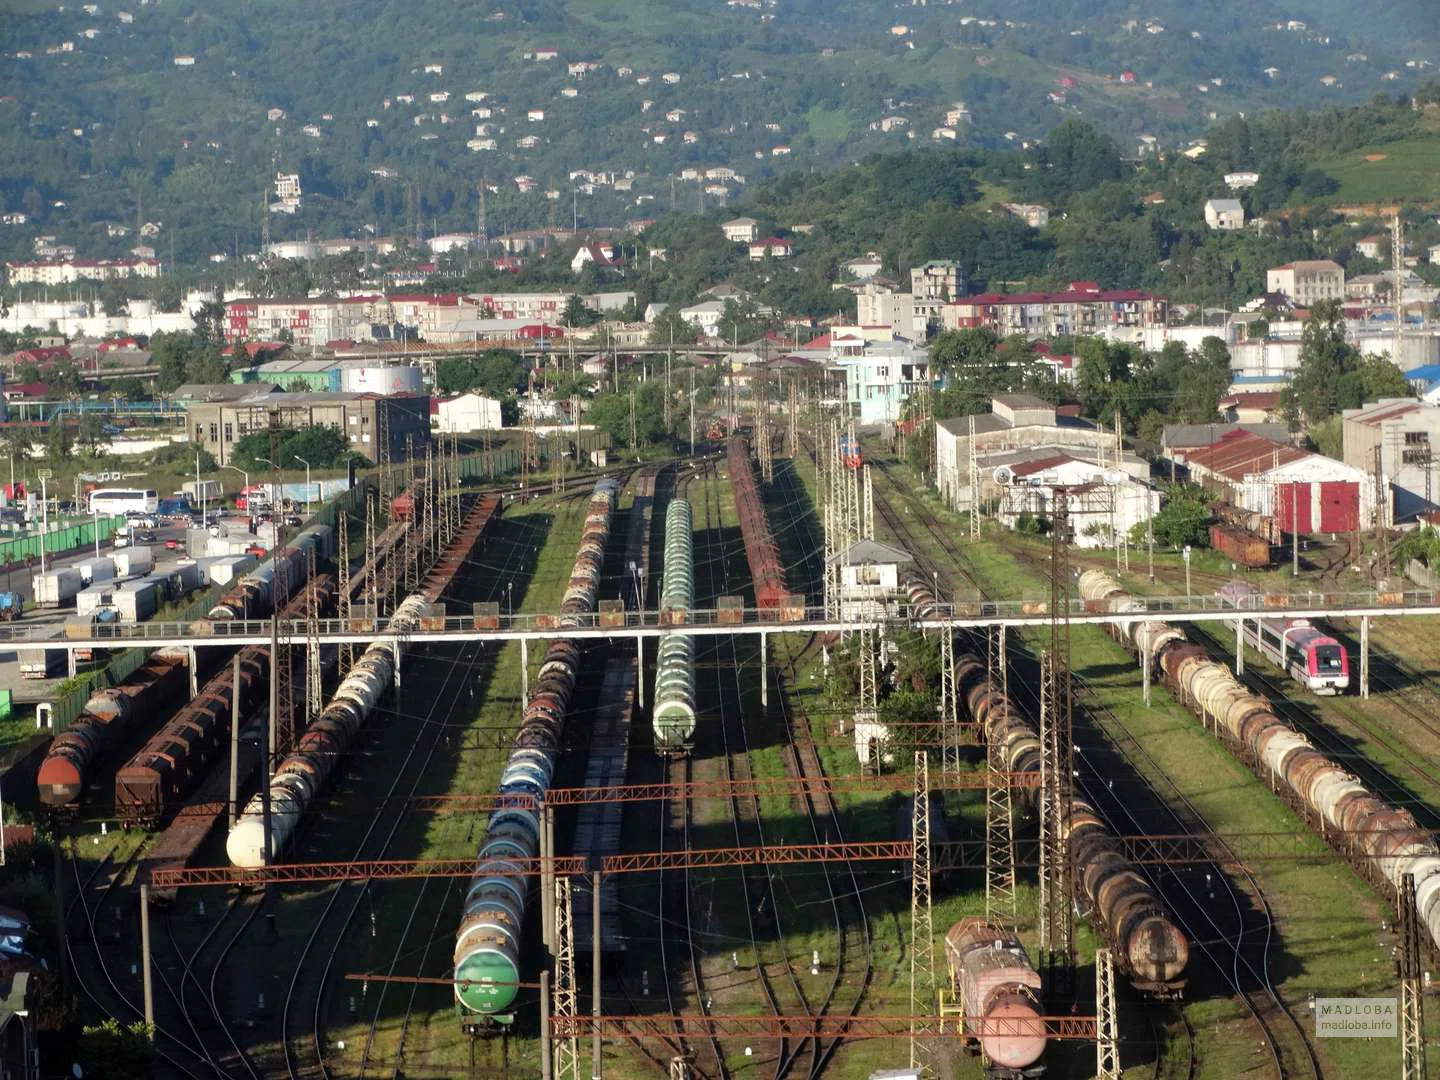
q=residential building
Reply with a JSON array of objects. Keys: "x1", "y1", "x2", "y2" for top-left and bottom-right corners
[
  {"x1": 1265, "y1": 260, "x2": 1345, "y2": 305},
  {"x1": 1003, "y1": 203, "x2": 1051, "y2": 228},
  {"x1": 679, "y1": 299, "x2": 727, "y2": 337},
  {"x1": 273, "y1": 172, "x2": 302, "y2": 213},
  {"x1": 182, "y1": 390, "x2": 430, "y2": 466},
  {"x1": 1356, "y1": 235, "x2": 1385, "y2": 259},
  {"x1": 1342, "y1": 397, "x2": 1440, "y2": 522},
  {"x1": 1204, "y1": 199, "x2": 1245, "y2": 230},
  {"x1": 721, "y1": 217, "x2": 760, "y2": 243},
  {"x1": 854, "y1": 283, "x2": 919, "y2": 340},
  {"x1": 842, "y1": 252, "x2": 885, "y2": 280},
  {"x1": 939, "y1": 282, "x2": 1168, "y2": 338},
  {"x1": 748, "y1": 238, "x2": 792, "y2": 260},
  {"x1": 436, "y1": 392, "x2": 505, "y2": 432},
  {"x1": 1220, "y1": 391, "x2": 1284, "y2": 424},
  {"x1": 3, "y1": 257, "x2": 160, "y2": 285},
  {"x1": 911, "y1": 260, "x2": 963, "y2": 335},
  {"x1": 934, "y1": 395, "x2": 1148, "y2": 517},
  {"x1": 1179, "y1": 428, "x2": 1368, "y2": 533},
  {"x1": 570, "y1": 241, "x2": 619, "y2": 273},
  {"x1": 835, "y1": 340, "x2": 931, "y2": 423}
]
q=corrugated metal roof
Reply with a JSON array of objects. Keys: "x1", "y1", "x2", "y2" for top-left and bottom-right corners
[{"x1": 1184, "y1": 429, "x2": 1308, "y2": 481}]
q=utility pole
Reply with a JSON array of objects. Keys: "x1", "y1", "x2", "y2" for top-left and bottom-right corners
[
  {"x1": 628, "y1": 385, "x2": 637, "y2": 459},
  {"x1": 554, "y1": 877, "x2": 580, "y2": 1080},
  {"x1": 1399, "y1": 872, "x2": 1426, "y2": 1080},
  {"x1": 591, "y1": 870, "x2": 603, "y2": 1080},
  {"x1": 688, "y1": 369, "x2": 695, "y2": 457},
  {"x1": 968, "y1": 414, "x2": 980, "y2": 539}
]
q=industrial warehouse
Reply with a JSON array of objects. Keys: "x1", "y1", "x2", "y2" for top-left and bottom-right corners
[{"x1": 2, "y1": 373, "x2": 1440, "y2": 1080}]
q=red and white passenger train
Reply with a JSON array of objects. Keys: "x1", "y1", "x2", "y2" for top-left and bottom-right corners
[{"x1": 1216, "y1": 581, "x2": 1349, "y2": 694}]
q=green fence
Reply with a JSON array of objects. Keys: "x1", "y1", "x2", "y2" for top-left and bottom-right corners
[{"x1": 0, "y1": 515, "x2": 127, "y2": 567}]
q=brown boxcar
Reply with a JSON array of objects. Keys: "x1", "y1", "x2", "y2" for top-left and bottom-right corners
[{"x1": 1209, "y1": 523, "x2": 1272, "y2": 569}]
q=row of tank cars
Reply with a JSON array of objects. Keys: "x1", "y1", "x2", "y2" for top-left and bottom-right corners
[
  {"x1": 453, "y1": 479, "x2": 619, "y2": 1023},
  {"x1": 37, "y1": 524, "x2": 336, "y2": 813},
  {"x1": 652, "y1": 498, "x2": 696, "y2": 752},
  {"x1": 1080, "y1": 568, "x2": 1440, "y2": 955}
]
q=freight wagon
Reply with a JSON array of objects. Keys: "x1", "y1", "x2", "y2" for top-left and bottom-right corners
[
  {"x1": 943, "y1": 918, "x2": 1046, "y2": 1077},
  {"x1": 1208, "y1": 523, "x2": 1272, "y2": 569}
]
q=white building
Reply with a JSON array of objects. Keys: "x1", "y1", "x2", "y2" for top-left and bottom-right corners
[
  {"x1": 1266, "y1": 260, "x2": 1345, "y2": 305},
  {"x1": 436, "y1": 393, "x2": 505, "y2": 432},
  {"x1": 1204, "y1": 199, "x2": 1245, "y2": 230},
  {"x1": 721, "y1": 217, "x2": 760, "y2": 243},
  {"x1": 993, "y1": 454, "x2": 1160, "y2": 548},
  {"x1": 1342, "y1": 398, "x2": 1440, "y2": 522},
  {"x1": 829, "y1": 539, "x2": 914, "y2": 621}
]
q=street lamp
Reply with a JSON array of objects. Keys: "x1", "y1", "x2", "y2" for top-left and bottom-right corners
[
  {"x1": 292, "y1": 456, "x2": 312, "y2": 516},
  {"x1": 1182, "y1": 545, "x2": 1192, "y2": 598},
  {"x1": 254, "y1": 457, "x2": 276, "y2": 510},
  {"x1": 220, "y1": 464, "x2": 250, "y2": 500}
]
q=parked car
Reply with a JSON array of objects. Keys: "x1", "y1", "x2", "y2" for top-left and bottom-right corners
[
  {"x1": 165, "y1": 538, "x2": 182, "y2": 550},
  {"x1": 135, "y1": 530, "x2": 157, "y2": 543}
]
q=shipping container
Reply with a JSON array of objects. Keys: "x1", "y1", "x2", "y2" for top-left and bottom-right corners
[
  {"x1": 75, "y1": 584, "x2": 120, "y2": 619},
  {"x1": 112, "y1": 579, "x2": 160, "y2": 622},
  {"x1": 74, "y1": 557, "x2": 116, "y2": 587},
  {"x1": 181, "y1": 479, "x2": 223, "y2": 503},
  {"x1": 169, "y1": 560, "x2": 204, "y2": 593},
  {"x1": 113, "y1": 546, "x2": 154, "y2": 577},
  {"x1": 198, "y1": 554, "x2": 249, "y2": 586},
  {"x1": 31, "y1": 568, "x2": 84, "y2": 607},
  {"x1": 19, "y1": 649, "x2": 66, "y2": 679}
]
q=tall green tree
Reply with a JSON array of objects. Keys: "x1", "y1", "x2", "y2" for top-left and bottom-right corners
[{"x1": 1291, "y1": 299, "x2": 1352, "y2": 422}]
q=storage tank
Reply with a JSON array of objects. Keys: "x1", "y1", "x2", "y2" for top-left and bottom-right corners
[
  {"x1": 341, "y1": 364, "x2": 424, "y2": 395},
  {"x1": 32, "y1": 568, "x2": 84, "y2": 607},
  {"x1": 114, "y1": 546, "x2": 154, "y2": 577}
]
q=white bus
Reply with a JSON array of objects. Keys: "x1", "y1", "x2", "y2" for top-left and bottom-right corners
[{"x1": 88, "y1": 488, "x2": 159, "y2": 516}]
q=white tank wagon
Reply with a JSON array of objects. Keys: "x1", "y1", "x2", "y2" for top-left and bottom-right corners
[
  {"x1": 654, "y1": 498, "x2": 696, "y2": 751},
  {"x1": 225, "y1": 593, "x2": 430, "y2": 867},
  {"x1": 1078, "y1": 567, "x2": 1440, "y2": 956},
  {"x1": 454, "y1": 479, "x2": 618, "y2": 1025}
]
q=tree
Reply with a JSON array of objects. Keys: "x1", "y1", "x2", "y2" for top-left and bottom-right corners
[
  {"x1": 152, "y1": 332, "x2": 194, "y2": 393},
  {"x1": 647, "y1": 306, "x2": 700, "y2": 347},
  {"x1": 1130, "y1": 484, "x2": 1210, "y2": 549},
  {"x1": 0, "y1": 423, "x2": 35, "y2": 463},
  {"x1": 188, "y1": 347, "x2": 230, "y2": 385},
  {"x1": 562, "y1": 294, "x2": 600, "y2": 327},
  {"x1": 77, "y1": 412, "x2": 110, "y2": 457},
  {"x1": 99, "y1": 280, "x2": 131, "y2": 317},
  {"x1": 1170, "y1": 337, "x2": 1231, "y2": 423},
  {"x1": 75, "y1": 1018, "x2": 155, "y2": 1080},
  {"x1": 1291, "y1": 299, "x2": 1353, "y2": 422},
  {"x1": 44, "y1": 418, "x2": 74, "y2": 461},
  {"x1": 192, "y1": 299, "x2": 226, "y2": 345}
]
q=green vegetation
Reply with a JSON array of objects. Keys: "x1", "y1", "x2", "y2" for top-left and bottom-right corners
[
  {"x1": 1320, "y1": 136, "x2": 1440, "y2": 202},
  {"x1": 230, "y1": 424, "x2": 364, "y2": 470},
  {"x1": 1286, "y1": 299, "x2": 1414, "y2": 424}
]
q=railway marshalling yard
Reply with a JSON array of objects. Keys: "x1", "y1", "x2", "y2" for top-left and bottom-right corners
[{"x1": 45, "y1": 435, "x2": 1440, "y2": 1080}]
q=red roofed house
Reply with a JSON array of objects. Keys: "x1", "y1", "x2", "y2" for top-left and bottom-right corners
[
  {"x1": 1219, "y1": 391, "x2": 1284, "y2": 424},
  {"x1": 2, "y1": 382, "x2": 50, "y2": 401},
  {"x1": 748, "y1": 238, "x2": 792, "y2": 261},
  {"x1": 570, "y1": 241, "x2": 620, "y2": 273},
  {"x1": 9, "y1": 346, "x2": 71, "y2": 369},
  {"x1": 1181, "y1": 428, "x2": 1367, "y2": 534}
]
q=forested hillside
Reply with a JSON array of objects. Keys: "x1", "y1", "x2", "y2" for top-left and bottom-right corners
[{"x1": 1, "y1": 0, "x2": 1436, "y2": 266}]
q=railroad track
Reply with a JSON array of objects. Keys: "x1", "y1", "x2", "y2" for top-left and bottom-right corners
[
  {"x1": 327, "y1": 502, "x2": 542, "y2": 1079},
  {"x1": 690, "y1": 460, "x2": 792, "y2": 1078},
  {"x1": 63, "y1": 845, "x2": 222, "y2": 1080},
  {"x1": 865, "y1": 450, "x2": 1315, "y2": 1077}
]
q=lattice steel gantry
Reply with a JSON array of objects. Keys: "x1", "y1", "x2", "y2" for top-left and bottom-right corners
[
  {"x1": 938, "y1": 626, "x2": 960, "y2": 777},
  {"x1": 1400, "y1": 871, "x2": 1426, "y2": 1080},
  {"x1": 553, "y1": 876, "x2": 580, "y2": 1080},
  {"x1": 909, "y1": 751, "x2": 937, "y2": 1076},
  {"x1": 1095, "y1": 947, "x2": 1120, "y2": 1080}
]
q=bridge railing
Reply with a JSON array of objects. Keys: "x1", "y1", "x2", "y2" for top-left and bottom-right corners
[{"x1": 3, "y1": 588, "x2": 1438, "y2": 646}]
